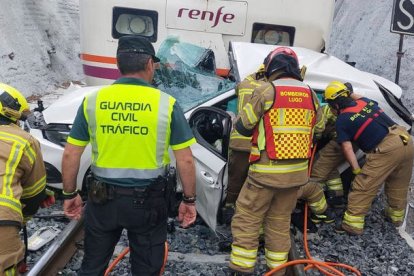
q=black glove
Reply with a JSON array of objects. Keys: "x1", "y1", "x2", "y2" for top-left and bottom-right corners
[{"x1": 21, "y1": 188, "x2": 47, "y2": 217}]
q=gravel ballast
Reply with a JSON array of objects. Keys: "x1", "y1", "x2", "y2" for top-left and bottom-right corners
[{"x1": 25, "y1": 192, "x2": 414, "y2": 275}]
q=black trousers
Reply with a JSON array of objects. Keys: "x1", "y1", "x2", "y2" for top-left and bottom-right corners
[{"x1": 79, "y1": 191, "x2": 167, "y2": 276}]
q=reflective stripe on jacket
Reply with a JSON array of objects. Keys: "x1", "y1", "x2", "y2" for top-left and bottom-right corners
[
  {"x1": 320, "y1": 104, "x2": 337, "y2": 139},
  {"x1": 84, "y1": 84, "x2": 175, "y2": 180},
  {"x1": 0, "y1": 124, "x2": 46, "y2": 224},
  {"x1": 229, "y1": 73, "x2": 265, "y2": 152},
  {"x1": 249, "y1": 79, "x2": 316, "y2": 162}
]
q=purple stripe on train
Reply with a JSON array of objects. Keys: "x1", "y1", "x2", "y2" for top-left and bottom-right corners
[{"x1": 83, "y1": 64, "x2": 120, "y2": 80}]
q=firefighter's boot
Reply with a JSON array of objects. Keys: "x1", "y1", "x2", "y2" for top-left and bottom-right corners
[{"x1": 311, "y1": 208, "x2": 335, "y2": 224}]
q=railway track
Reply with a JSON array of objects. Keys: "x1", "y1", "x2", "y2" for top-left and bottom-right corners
[
  {"x1": 23, "y1": 213, "x2": 305, "y2": 275},
  {"x1": 25, "y1": 218, "x2": 84, "y2": 276}
]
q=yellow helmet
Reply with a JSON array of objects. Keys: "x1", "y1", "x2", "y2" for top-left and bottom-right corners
[
  {"x1": 257, "y1": 64, "x2": 265, "y2": 74},
  {"x1": 0, "y1": 83, "x2": 29, "y2": 122},
  {"x1": 324, "y1": 81, "x2": 351, "y2": 101},
  {"x1": 255, "y1": 64, "x2": 266, "y2": 80}
]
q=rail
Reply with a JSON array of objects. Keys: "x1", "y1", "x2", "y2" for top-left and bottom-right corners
[
  {"x1": 24, "y1": 216, "x2": 305, "y2": 275},
  {"x1": 26, "y1": 218, "x2": 84, "y2": 276}
]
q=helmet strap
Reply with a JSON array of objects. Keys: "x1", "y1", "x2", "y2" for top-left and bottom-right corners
[
  {"x1": 0, "y1": 115, "x2": 13, "y2": 125},
  {"x1": 332, "y1": 96, "x2": 355, "y2": 112},
  {"x1": 300, "y1": 65, "x2": 307, "y2": 81},
  {"x1": 2, "y1": 107, "x2": 21, "y2": 121}
]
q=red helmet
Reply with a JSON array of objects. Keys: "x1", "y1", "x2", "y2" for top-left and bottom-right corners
[
  {"x1": 263, "y1": 47, "x2": 300, "y2": 79},
  {"x1": 264, "y1": 47, "x2": 298, "y2": 70}
]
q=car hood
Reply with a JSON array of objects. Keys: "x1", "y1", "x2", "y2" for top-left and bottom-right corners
[
  {"x1": 231, "y1": 42, "x2": 402, "y2": 98},
  {"x1": 42, "y1": 85, "x2": 104, "y2": 124}
]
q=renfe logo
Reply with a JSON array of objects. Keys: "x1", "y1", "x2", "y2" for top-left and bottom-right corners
[
  {"x1": 167, "y1": 1, "x2": 246, "y2": 35},
  {"x1": 177, "y1": 6, "x2": 235, "y2": 28}
]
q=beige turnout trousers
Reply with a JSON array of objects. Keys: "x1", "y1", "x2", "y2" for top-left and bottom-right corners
[
  {"x1": 230, "y1": 180, "x2": 299, "y2": 275},
  {"x1": 0, "y1": 226, "x2": 25, "y2": 275},
  {"x1": 227, "y1": 150, "x2": 250, "y2": 204},
  {"x1": 297, "y1": 182, "x2": 328, "y2": 214},
  {"x1": 310, "y1": 140, "x2": 345, "y2": 196},
  {"x1": 343, "y1": 126, "x2": 414, "y2": 234}
]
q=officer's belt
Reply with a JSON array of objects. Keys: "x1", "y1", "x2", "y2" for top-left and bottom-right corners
[{"x1": 106, "y1": 182, "x2": 165, "y2": 197}]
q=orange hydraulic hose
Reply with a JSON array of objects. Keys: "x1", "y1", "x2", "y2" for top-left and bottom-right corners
[
  {"x1": 304, "y1": 144, "x2": 335, "y2": 276},
  {"x1": 159, "y1": 241, "x2": 169, "y2": 275},
  {"x1": 303, "y1": 206, "x2": 335, "y2": 275},
  {"x1": 264, "y1": 143, "x2": 361, "y2": 276},
  {"x1": 104, "y1": 247, "x2": 130, "y2": 276},
  {"x1": 104, "y1": 241, "x2": 169, "y2": 276},
  {"x1": 264, "y1": 215, "x2": 362, "y2": 276},
  {"x1": 308, "y1": 143, "x2": 317, "y2": 176}
]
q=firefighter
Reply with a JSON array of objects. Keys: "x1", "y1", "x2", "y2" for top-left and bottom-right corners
[
  {"x1": 0, "y1": 83, "x2": 51, "y2": 275},
  {"x1": 310, "y1": 105, "x2": 345, "y2": 205},
  {"x1": 324, "y1": 80, "x2": 414, "y2": 235},
  {"x1": 62, "y1": 36, "x2": 197, "y2": 275},
  {"x1": 224, "y1": 64, "x2": 267, "y2": 223},
  {"x1": 228, "y1": 47, "x2": 323, "y2": 275},
  {"x1": 310, "y1": 83, "x2": 360, "y2": 208},
  {"x1": 226, "y1": 57, "x2": 332, "y2": 227},
  {"x1": 310, "y1": 104, "x2": 349, "y2": 209}
]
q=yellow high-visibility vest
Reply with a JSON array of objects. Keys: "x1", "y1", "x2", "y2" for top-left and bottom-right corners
[{"x1": 84, "y1": 84, "x2": 175, "y2": 179}]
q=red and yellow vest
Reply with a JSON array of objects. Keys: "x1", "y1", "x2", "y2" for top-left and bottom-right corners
[{"x1": 249, "y1": 80, "x2": 316, "y2": 162}]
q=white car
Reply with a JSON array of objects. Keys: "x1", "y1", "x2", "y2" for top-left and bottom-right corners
[{"x1": 26, "y1": 41, "x2": 413, "y2": 231}]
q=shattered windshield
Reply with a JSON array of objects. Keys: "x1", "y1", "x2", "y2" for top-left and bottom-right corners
[{"x1": 153, "y1": 37, "x2": 235, "y2": 112}]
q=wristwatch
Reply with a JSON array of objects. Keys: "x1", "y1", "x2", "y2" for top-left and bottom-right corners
[
  {"x1": 182, "y1": 195, "x2": 196, "y2": 204},
  {"x1": 62, "y1": 190, "x2": 79, "y2": 200}
]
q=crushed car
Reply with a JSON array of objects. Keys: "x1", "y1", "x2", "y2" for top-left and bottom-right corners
[{"x1": 26, "y1": 39, "x2": 413, "y2": 231}]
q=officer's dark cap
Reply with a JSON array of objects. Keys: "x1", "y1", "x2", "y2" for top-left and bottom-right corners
[{"x1": 117, "y1": 35, "x2": 160, "y2": 62}]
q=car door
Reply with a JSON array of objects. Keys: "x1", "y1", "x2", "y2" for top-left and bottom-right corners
[{"x1": 188, "y1": 106, "x2": 232, "y2": 231}]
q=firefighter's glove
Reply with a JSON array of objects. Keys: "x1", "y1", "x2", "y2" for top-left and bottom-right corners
[
  {"x1": 178, "y1": 201, "x2": 197, "y2": 228},
  {"x1": 399, "y1": 134, "x2": 409, "y2": 145},
  {"x1": 40, "y1": 189, "x2": 55, "y2": 208},
  {"x1": 352, "y1": 168, "x2": 362, "y2": 175}
]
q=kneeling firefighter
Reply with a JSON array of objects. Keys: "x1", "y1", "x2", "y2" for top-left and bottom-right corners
[{"x1": 228, "y1": 47, "x2": 324, "y2": 275}]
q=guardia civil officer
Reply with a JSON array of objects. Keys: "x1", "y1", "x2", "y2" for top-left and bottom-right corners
[
  {"x1": 0, "y1": 83, "x2": 52, "y2": 275},
  {"x1": 325, "y1": 80, "x2": 414, "y2": 235},
  {"x1": 228, "y1": 47, "x2": 323, "y2": 275},
  {"x1": 62, "y1": 36, "x2": 197, "y2": 275}
]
